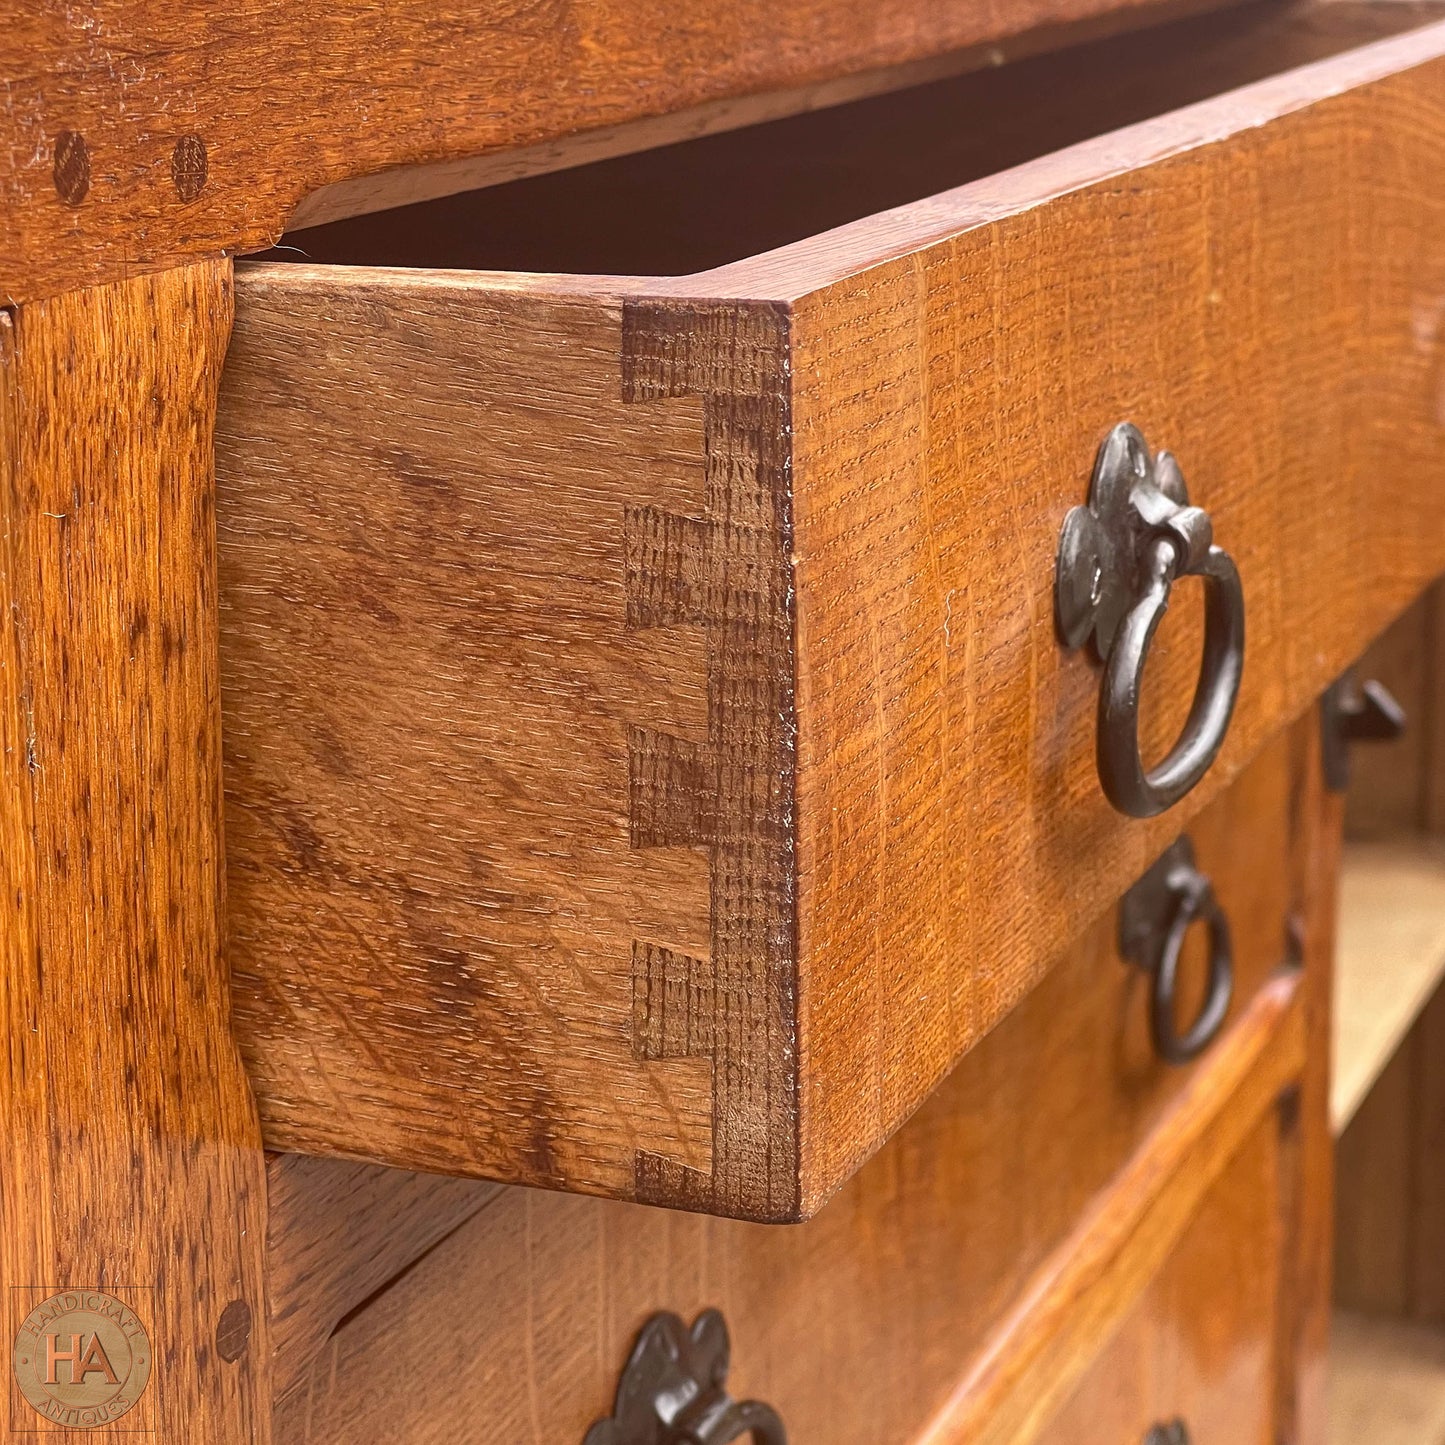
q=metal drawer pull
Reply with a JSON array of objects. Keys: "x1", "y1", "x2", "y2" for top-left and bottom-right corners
[
  {"x1": 1056, "y1": 423, "x2": 1245, "y2": 818},
  {"x1": 584, "y1": 1309, "x2": 787, "y2": 1445},
  {"x1": 1145, "y1": 1421, "x2": 1191, "y2": 1445},
  {"x1": 1321, "y1": 670, "x2": 1406, "y2": 791},
  {"x1": 1119, "y1": 838, "x2": 1233, "y2": 1066}
]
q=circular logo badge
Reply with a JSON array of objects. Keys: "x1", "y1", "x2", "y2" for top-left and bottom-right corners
[{"x1": 13, "y1": 1292, "x2": 151, "y2": 1430}]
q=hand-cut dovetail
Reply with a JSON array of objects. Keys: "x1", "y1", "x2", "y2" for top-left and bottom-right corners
[
  {"x1": 631, "y1": 941, "x2": 716, "y2": 1060},
  {"x1": 629, "y1": 727, "x2": 717, "y2": 848},
  {"x1": 171, "y1": 135, "x2": 208, "y2": 203},
  {"x1": 52, "y1": 132, "x2": 89, "y2": 206},
  {"x1": 622, "y1": 299, "x2": 799, "y2": 1221}
]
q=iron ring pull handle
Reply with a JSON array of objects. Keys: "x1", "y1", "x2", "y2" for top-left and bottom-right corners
[
  {"x1": 1145, "y1": 1421, "x2": 1191, "y2": 1445},
  {"x1": 1121, "y1": 838, "x2": 1234, "y2": 1066},
  {"x1": 584, "y1": 1309, "x2": 788, "y2": 1445},
  {"x1": 1100, "y1": 534, "x2": 1244, "y2": 818},
  {"x1": 673, "y1": 1396, "x2": 787, "y2": 1445},
  {"x1": 1057, "y1": 423, "x2": 1246, "y2": 819}
]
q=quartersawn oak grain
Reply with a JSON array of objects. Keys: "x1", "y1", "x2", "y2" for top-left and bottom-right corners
[
  {"x1": 0, "y1": 0, "x2": 1243, "y2": 306},
  {"x1": 1034, "y1": 1111, "x2": 1287, "y2": 1445},
  {"x1": 269, "y1": 724, "x2": 1316, "y2": 1441},
  {"x1": 217, "y1": 25, "x2": 1445, "y2": 1219},
  {"x1": 265, "y1": 1156, "x2": 502, "y2": 1401},
  {"x1": 0, "y1": 264, "x2": 271, "y2": 1440}
]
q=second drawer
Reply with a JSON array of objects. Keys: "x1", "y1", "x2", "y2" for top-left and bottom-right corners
[{"x1": 267, "y1": 718, "x2": 1323, "y2": 1433}]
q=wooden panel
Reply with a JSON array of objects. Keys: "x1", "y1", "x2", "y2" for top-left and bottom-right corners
[
  {"x1": 265, "y1": 1157, "x2": 501, "y2": 1401},
  {"x1": 270, "y1": 1, "x2": 1445, "y2": 280},
  {"x1": 1335, "y1": 1042, "x2": 1415, "y2": 1316},
  {"x1": 1034, "y1": 1111, "x2": 1286, "y2": 1445},
  {"x1": 269, "y1": 724, "x2": 1316, "y2": 1440},
  {"x1": 0, "y1": 0, "x2": 1245, "y2": 305},
  {"x1": 918, "y1": 721, "x2": 1336, "y2": 1445},
  {"x1": 1284, "y1": 713, "x2": 1340, "y2": 1445},
  {"x1": 0, "y1": 266, "x2": 270, "y2": 1439},
  {"x1": 1335, "y1": 981, "x2": 1445, "y2": 1326},
  {"x1": 1413, "y1": 989, "x2": 1445, "y2": 1327},
  {"x1": 217, "y1": 285, "x2": 728, "y2": 1206},
  {"x1": 1332, "y1": 840, "x2": 1445, "y2": 1132},
  {"x1": 219, "y1": 26, "x2": 1445, "y2": 1214},
  {"x1": 272, "y1": 979, "x2": 1307, "y2": 1445},
  {"x1": 915, "y1": 1010, "x2": 1303, "y2": 1445}
]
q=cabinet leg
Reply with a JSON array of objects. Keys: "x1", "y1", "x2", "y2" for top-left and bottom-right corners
[{"x1": 0, "y1": 263, "x2": 270, "y2": 1440}]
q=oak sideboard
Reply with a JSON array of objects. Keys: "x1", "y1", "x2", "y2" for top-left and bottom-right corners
[{"x1": 4, "y1": 0, "x2": 1445, "y2": 1440}]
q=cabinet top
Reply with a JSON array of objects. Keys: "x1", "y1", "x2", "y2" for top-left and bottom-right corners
[{"x1": 3, "y1": 0, "x2": 1234, "y2": 304}]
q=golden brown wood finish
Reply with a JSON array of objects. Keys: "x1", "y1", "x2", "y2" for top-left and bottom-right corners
[
  {"x1": 219, "y1": 24, "x2": 1445, "y2": 1216},
  {"x1": 218, "y1": 284, "x2": 723, "y2": 1205},
  {"x1": 781, "y1": 25, "x2": 1445, "y2": 1209},
  {"x1": 1035, "y1": 1112, "x2": 1287, "y2": 1445},
  {"x1": 916, "y1": 987, "x2": 1305, "y2": 1445},
  {"x1": 273, "y1": 0, "x2": 1445, "y2": 279},
  {"x1": 274, "y1": 987, "x2": 1305, "y2": 1445},
  {"x1": 0, "y1": 0, "x2": 1246, "y2": 306},
  {"x1": 0, "y1": 264, "x2": 270, "y2": 1439},
  {"x1": 265, "y1": 1157, "x2": 500, "y2": 1401},
  {"x1": 270, "y1": 726, "x2": 1312, "y2": 1441}
]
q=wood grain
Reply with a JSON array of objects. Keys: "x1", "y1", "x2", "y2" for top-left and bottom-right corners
[
  {"x1": 219, "y1": 24, "x2": 1445, "y2": 1214},
  {"x1": 265, "y1": 1157, "x2": 501, "y2": 1401},
  {"x1": 270, "y1": 727, "x2": 1310, "y2": 1439},
  {"x1": 271, "y1": 0, "x2": 1445, "y2": 279},
  {"x1": 621, "y1": 302, "x2": 800, "y2": 1218},
  {"x1": 916, "y1": 979, "x2": 1304, "y2": 1445},
  {"x1": 217, "y1": 283, "x2": 723, "y2": 1207},
  {"x1": 272, "y1": 975, "x2": 1306, "y2": 1444},
  {"x1": 781, "y1": 23, "x2": 1445, "y2": 1208},
  {"x1": 0, "y1": 0, "x2": 1246, "y2": 306},
  {"x1": 0, "y1": 264, "x2": 270, "y2": 1439},
  {"x1": 1035, "y1": 1112, "x2": 1286, "y2": 1445}
]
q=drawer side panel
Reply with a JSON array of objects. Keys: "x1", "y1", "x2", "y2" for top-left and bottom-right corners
[{"x1": 218, "y1": 278, "x2": 803, "y2": 1219}]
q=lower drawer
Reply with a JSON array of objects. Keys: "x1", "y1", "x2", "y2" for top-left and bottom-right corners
[
  {"x1": 1036, "y1": 1109, "x2": 1289, "y2": 1445},
  {"x1": 267, "y1": 718, "x2": 1328, "y2": 1441}
]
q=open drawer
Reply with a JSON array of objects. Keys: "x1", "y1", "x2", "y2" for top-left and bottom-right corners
[{"x1": 217, "y1": 0, "x2": 1445, "y2": 1219}]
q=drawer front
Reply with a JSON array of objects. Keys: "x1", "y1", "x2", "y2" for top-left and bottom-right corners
[
  {"x1": 1035, "y1": 1109, "x2": 1288, "y2": 1445},
  {"x1": 268, "y1": 722, "x2": 1323, "y2": 1428},
  {"x1": 220, "y1": 18, "x2": 1445, "y2": 1216}
]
